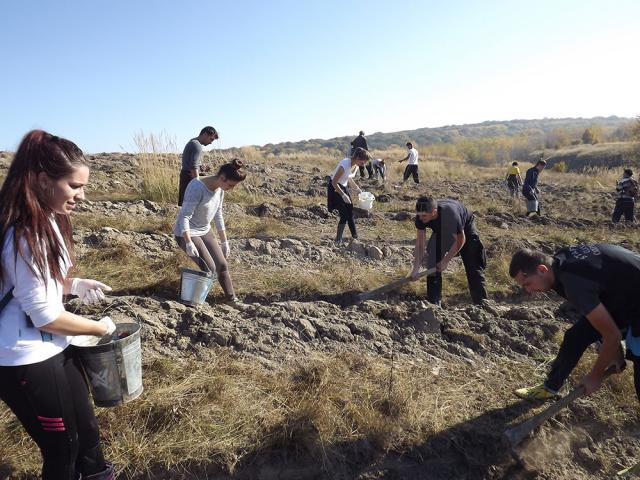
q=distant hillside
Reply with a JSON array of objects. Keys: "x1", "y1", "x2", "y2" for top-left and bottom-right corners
[
  {"x1": 260, "y1": 116, "x2": 633, "y2": 155},
  {"x1": 537, "y1": 142, "x2": 640, "y2": 171}
]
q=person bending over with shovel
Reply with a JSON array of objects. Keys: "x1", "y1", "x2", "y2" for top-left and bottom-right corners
[
  {"x1": 509, "y1": 244, "x2": 638, "y2": 400},
  {"x1": 408, "y1": 196, "x2": 488, "y2": 306},
  {"x1": 327, "y1": 147, "x2": 371, "y2": 244},
  {"x1": 174, "y1": 159, "x2": 247, "y2": 305},
  {"x1": 0, "y1": 130, "x2": 116, "y2": 480}
]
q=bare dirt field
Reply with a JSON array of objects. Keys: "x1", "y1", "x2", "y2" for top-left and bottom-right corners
[{"x1": 1, "y1": 152, "x2": 639, "y2": 479}]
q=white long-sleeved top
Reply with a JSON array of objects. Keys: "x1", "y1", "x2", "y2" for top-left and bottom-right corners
[
  {"x1": 174, "y1": 179, "x2": 225, "y2": 237},
  {"x1": 0, "y1": 222, "x2": 71, "y2": 366}
]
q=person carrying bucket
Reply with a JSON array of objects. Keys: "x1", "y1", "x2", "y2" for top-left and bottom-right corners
[
  {"x1": 327, "y1": 147, "x2": 371, "y2": 244},
  {"x1": 0, "y1": 130, "x2": 116, "y2": 480},
  {"x1": 522, "y1": 158, "x2": 546, "y2": 216},
  {"x1": 174, "y1": 158, "x2": 247, "y2": 305}
]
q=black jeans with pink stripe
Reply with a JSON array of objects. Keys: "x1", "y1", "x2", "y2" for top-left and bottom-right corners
[{"x1": 0, "y1": 348, "x2": 107, "y2": 479}]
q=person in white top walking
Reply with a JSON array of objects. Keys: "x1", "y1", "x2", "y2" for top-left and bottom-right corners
[
  {"x1": 397, "y1": 142, "x2": 420, "y2": 188},
  {"x1": 327, "y1": 147, "x2": 371, "y2": 244},
  {"x1": 174, "y1": 159, "x2": 247, "y2": 304},
  {"x1": 0, "y1": 130, "x2": 116, "y2": 480}
]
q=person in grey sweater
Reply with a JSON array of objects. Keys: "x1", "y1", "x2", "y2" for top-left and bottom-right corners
[
  {"x1": 174, "y1": 159, "x2": 247, "y2": 304},
  {"x1": 178, "y1": 126, "x2": 219, "y2": 206}
]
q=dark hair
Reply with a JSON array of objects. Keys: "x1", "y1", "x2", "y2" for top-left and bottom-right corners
[
  {"x1": 217, "y1": 158, "x2": 247, "y2": 182},
  {"x1": 351, "y1": 147, "x2": 371, "y2": 161},
  {"x1": 0, "y1": 130, "x2": 86, "y2": 285},
  {"x1": 512, "y1": 161, "x2": 518, "y2": 166},
  {"x1": 509, "y1": 249, "x2": 552, "y2": 278},
  {"x1": 416, "y1": 196, "x2": 437, "y2": 212},
  {"x1": 536, "y1": 159, "x2": 547, "y2": 167},
  {"x1": 200, "y1": 126, "x2": 217, "y2": 136},
  {"x1": 406, "y1": 142, "x2": 413, "y2": 148},
  {"x1": 624, "y1": 168, "x2": 633, "y2": 177},
  {"x1": 359, "y1": 130, "x2": 365, "y2": 136}
]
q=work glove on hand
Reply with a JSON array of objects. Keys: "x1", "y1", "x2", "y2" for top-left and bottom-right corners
[
  {"x1": 185, "y1": 241, "x2": 199, "y2": 258},
  {"x1": 71, "y1": 278, "x2": 112, "y2": 305},
  {"x1": 222, "y1": 241, "x2": 230, "y2": 259},
  {"x1": 98, "y1": 316, "x2": 116, "y2": 336},
  {"x1": 340, "y1": 192, "x2": 351, "y2": 204}
]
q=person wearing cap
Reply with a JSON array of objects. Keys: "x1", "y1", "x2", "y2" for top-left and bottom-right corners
[
  {"x1": 612, "y1": 168, "x2": 638, "y2": 223},
  {"x1": 522, "y1": 159, "x2": 546, "y2": 216},
  {"x1": 178, "y1": 126, "x2": 219, "y2": 206},
  {"x1": 408, "y1": 196, "x2": 488, "y2": 306},
  {"x1": 509, "y1": 244, "x2": 640, "y2": 401}
]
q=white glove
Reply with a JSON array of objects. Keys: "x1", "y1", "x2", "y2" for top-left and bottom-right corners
[
  {"x1": 71, "y1": 278, "x2": 112, "y2": 305},
  {"x1": 185, "y1": 241, "x2": 199, "y2": 257},
  {"x1": 98, "y1": 316, "x2": 116, "y2": 336},
  {"x1": 222, "y1": 241, "x2": 230, "y2": 258}
]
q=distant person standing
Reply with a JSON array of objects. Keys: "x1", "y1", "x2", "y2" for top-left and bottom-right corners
[
  {"x1": 522, "y1": 159, "x2": 546, "y2": 216},
  {"x1": 178, "y1": 126, "x2": 219, "y2": 206},
  {"x1": 612, "y1": 168, "x2": 638, "y2": 223},
  {"x1": 505, "y1": 161, "x2": 523, "y2": 199},
  {"x1": 327, "y1": 148, "x2": 370, "y2": 244},
  {"x1": 350, "y1": 131, "x2": 370, "y2": 178},
  {"x1": 408, "y1": 196, "x2": 488, "y2": 305},
  {"x1": 397, "y1": 142, "x2": 419, "y2": 187}
]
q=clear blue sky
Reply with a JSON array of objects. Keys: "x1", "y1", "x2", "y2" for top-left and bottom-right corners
[{"x1": 1, "y1": 0, "x2": 639, "y2": 153}]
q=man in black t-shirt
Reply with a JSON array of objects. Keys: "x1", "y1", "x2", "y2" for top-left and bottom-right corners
[
  {"x1": 409, "y1": 196, "x2": 488, "y2": 305},
  {"x1": 509, "y1": 244, "x2": 640, "y2": 400}
]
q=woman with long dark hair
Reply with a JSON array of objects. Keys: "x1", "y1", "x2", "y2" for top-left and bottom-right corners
[
  {"x1": 174, "y1": 158, "x2": 247, "y2": 304},
  {"x1": 327, "y1": 147, "x2": 370, "y2": 243},
  {"x1": 0, "y1": 130, "x2": 115, "y2": 479}
]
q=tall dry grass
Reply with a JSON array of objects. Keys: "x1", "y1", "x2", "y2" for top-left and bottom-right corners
[{"x1": 134, "y1": 131, "x2": 181, "y2": 203}]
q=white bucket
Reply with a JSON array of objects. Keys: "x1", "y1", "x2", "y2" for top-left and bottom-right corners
[
  {"x1": 180, "y1": 267, "x2": 215, "y2": 305},
  {"x1": 358, "y1": 191, "x2": 375, "y2": 210}
]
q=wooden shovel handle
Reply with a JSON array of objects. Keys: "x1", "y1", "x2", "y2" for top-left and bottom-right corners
[{"x1": 356, "y1": 268, "x2": 437, "y2": 302}]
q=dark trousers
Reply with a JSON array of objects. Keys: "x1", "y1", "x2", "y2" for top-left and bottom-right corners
[
  {"x1": 358, "y1": 162, "x2": 373, "y2": 179},
  {"x1": 544, "y1": 317, "x2": 640, "y2": 402},
  {"x1": 425, "y1": 230, "x2": 488, "y2": 304},
  {"x1": 373, "y1": 164, "x2": 385, "y2": 180},
  {"x1": 178, "y1": 169, "x2": 197, "y2": 206},
  {"x1": 612, "y1": 198, "x2": 635, "y2": 223},
  {"x1": 0, "y1": 349, "x2": 106, "y2": 480},
  {"x1": 327, "y1": 183, "x2": 356, "y2": 239},
  {"x1": 403, "y1": 164, "x2": 419, "y2": 183}
]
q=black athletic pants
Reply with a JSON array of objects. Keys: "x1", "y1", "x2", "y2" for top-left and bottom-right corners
[
  {"x1": 612, "y1": 198, "x2": 636, "y2": 223},
  {"x1": 425, "y1": 228, "x2": 488, "y2": 305},
  {"x1": 327, "y1": 183, "x2": 357, "y2": 239},
  {"x1": 358, "y1": 162, "x2": 373, "y2": 179},
  {"x1": 0, "y1": 348, "x2": 106, "y2": 479},
  {"x1": 403, "y1": 164, "x2": 419, "y2": 183},
  {"x1": 544, "y1": 317, "x2": 640, "y2": 401},
  {"x1": 178, "y1": 169, "x2": 197, "y2": 206}
]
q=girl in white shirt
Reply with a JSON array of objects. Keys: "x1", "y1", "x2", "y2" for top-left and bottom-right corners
[
  {"x1": 0, "y1": 130, "x2": 115, "y2": 480},
  {"x1": 327, "y1": 147, "x2": 371, "y2": 243},
  {"x1": 174, "y1": 159, "x2": 247, "y2": 304}
]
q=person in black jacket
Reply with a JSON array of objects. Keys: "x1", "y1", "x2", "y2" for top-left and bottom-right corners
[
  {"x1": 522, "y1": 159, "x2": 546, "y2": 216},
  {"x1": 350, "y1": 131, "x2": 371, "y2": 178}
]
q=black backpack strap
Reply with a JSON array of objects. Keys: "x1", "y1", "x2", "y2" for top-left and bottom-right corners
[{"x1": 0, "y1": 289, "x2": 13, "y2": 314}]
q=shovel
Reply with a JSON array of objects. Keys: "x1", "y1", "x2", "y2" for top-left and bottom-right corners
[
  {"x1": 503, "y1": 367, "x2": 616, "y2": 448},
  {"x1": 355, "y1": 267, "x2": 437, "y2": 303}
]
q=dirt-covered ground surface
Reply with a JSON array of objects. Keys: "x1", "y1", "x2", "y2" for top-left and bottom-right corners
[{"x1": 1, "y1": 152, "x2": 640, "y2": 479}]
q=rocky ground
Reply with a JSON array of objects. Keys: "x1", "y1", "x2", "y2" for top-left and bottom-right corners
[{"x1": 1, "y1": 153, "x2": 639, "y2": 479}]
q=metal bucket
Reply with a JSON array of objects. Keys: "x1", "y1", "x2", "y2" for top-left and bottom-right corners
[
  {"x1": 526, "y1": 199, "x2": 539, "y2": 213},
  {"x1": 73, "y1": 323, "x2": 143, "y2": 407},
  {"x1": 180, "y1": 267, "x2": 215, "y2": 305}
]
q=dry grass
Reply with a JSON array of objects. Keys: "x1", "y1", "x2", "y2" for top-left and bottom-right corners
[
  {"x1": 73, "y1": 213, "x2": 174, "y2": 235},
  {"x1": 134, "y1": 131, "x2": 181, "y2": 203}
]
